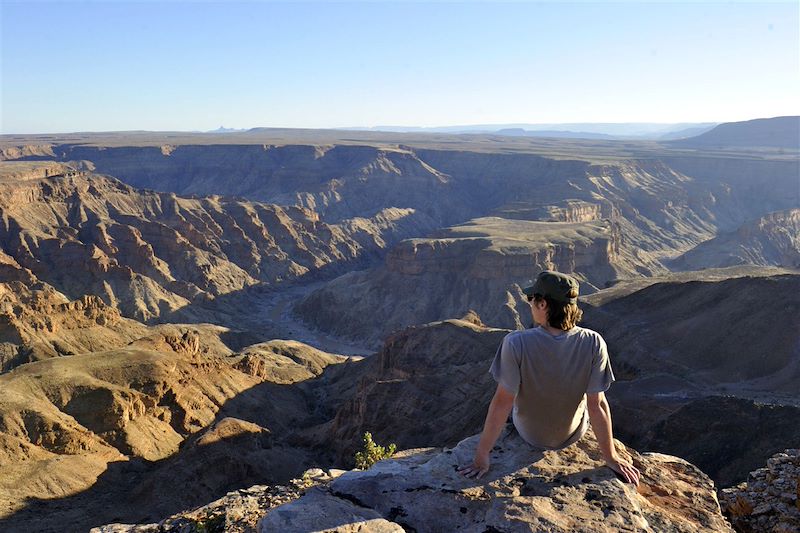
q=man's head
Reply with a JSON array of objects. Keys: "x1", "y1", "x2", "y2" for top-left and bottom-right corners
[{"x1": 523, "y1": 271, "x2": 583, "y2": 330}]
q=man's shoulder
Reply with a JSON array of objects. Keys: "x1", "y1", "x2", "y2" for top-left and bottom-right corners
[
  {"x1": 572, "y1": 325, "x2": 602, "y2": 338},
  {"x1": 501, "y1": 328, "x2": 541, "y2": 348},
  {"x1": 506, "y1": 327, "x2": 544, "y2": 341},
  {"x1": 571, "y1": 326, "x2": 607, "y2": 347},
  {"x1": 503, "y1": 329, "x2": 526, "y2": 344}
]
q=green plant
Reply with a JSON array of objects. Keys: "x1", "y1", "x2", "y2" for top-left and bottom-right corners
[
  {"x1": 191, "y1": 512, "x2": 225, "y2": 533},
  {"x1": 354, "y1": 431, "x2": 397, "y2": 469}
]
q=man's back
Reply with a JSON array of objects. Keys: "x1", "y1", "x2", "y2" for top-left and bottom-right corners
[{"x1": 490, "y1": 326, "x2": 614, "y2": 449}]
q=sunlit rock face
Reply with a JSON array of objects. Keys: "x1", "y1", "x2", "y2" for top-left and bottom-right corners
[
  {"x1": 0, "y1": 171, "x2": 433, "y2": 322},
  {"x1": 0, "y1": 317, "x2": 349, "y2": 530}
]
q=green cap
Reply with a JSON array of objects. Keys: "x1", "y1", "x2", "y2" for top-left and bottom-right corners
[{"x1": 523, "y1": 271, "x2": 579, "y2": 304}]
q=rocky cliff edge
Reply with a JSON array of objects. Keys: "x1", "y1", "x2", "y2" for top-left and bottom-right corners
[{"x1": 97, "y1": 426, "x2": 733, "y2": 532}]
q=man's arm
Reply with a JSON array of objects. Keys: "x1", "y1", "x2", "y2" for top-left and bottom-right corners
[
  {"x1": 458, "y1": 383, "x2": 515, "y2": 479},
  {"x1": 586, "y1": 391, "x2": 640, "y2": 485}
]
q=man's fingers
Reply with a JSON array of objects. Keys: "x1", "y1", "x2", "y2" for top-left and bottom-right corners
[
  {"x1": 622, "y1": 464, "x2": 640, "y2": 485},
  {"x1": 608, "y1": 460, "x2": 641, "y2": 486},
  {"x1": 458, "y1": 464, "x2": 489, "y2": 479},
  {"x1": 458, "y1": 466, "x2": 477, "y2": 477}
]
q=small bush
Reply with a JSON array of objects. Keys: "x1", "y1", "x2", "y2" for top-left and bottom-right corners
[
  {"x1": 354, "y1": 431, "x2": 397, "y2": 470},
  {"x1": 191, "y1": 512, "x2": 225, "y2": 533}
]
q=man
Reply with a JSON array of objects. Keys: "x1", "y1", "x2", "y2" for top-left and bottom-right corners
[{"x1": 459, "y1": 270, "x2": 640, "y2": 485}]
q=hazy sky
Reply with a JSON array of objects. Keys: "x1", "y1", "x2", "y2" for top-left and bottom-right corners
[{"x1": 1, "y1": 1, "x2": 798, "y2": 133}]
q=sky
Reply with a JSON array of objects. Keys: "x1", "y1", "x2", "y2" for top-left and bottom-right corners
[{"x1": 1, "y1": 1, "x2": 798, "y2": 133}]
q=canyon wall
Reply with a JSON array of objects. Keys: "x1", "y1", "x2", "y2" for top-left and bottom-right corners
[
  {"x1": 0, "y1": 172, "x2": 435, "y2": 321},
  {"x1": 296, "y1": 217, "x2": 620, "y2": 346},
  {"x1": 672, "y1": 208, "x2": 800, "y2": 270}
]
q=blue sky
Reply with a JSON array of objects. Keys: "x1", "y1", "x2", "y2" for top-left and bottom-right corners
[{"x1": 1, "y1": 1, "x2": 798, "y2": 133}]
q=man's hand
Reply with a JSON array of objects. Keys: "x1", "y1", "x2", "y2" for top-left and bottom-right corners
[
  {"x1": 458, "y1": 452, "x2": 490, "y2": 479},
  {"x1": 606, "y1": 454, "x2": 640, "y2": 486}
]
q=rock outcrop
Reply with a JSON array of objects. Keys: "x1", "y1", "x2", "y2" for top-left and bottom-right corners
[
  {"x1": 721, "y1": 448, "x2": 800, "y2": 533},
  {"x1": 91, "y1": 470, "x2": 342, "y2": 533},
  {"x1": 0, "y1": 280, "x2": 148, "y2": 372},
  {"x1": 260, "y1": 427, "x2": 732, "y2": 532}
]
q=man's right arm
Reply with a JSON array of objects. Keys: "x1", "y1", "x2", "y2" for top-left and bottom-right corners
[
  {"x1": 458, "y1": 383, "x2": 515, "y2": 479},
  {"x1": 586, "y1": 391, "x2": 640, "y2": 485}
]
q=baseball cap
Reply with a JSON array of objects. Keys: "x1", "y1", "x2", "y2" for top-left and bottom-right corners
[{"x1": 523, "y1": 271, "x2": 579, "y2": 304}]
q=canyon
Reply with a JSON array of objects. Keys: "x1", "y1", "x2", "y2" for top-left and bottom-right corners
[{"x1": 0, "y1": 119, "x2": 798, "y2": 531}]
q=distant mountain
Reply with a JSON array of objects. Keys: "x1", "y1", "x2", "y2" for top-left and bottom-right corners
[
  {"x1": 494, "y1": 128, "x2": 616, "y2": 140},
  {"x1": 657, "y1": 124, "x2": 717, "y2": 140},
  {"x1": 669, "y1": 116, "x2": 800, "y2": 149},
  {"x1": 207, "y1": 126, "x2": 245, "y2": 133},
  {"x1": 342, "y1": 122, "x2": 718, "y2": 139}
]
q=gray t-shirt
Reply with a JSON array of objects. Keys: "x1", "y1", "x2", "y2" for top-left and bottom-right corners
[{"x1": 489, "y1": 326, "x2": 615, "y2": 450}]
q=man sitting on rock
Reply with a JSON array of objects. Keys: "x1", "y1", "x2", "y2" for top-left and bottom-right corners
[{"x1": 459, "y1": 270, "x2": 640, "y2": 485}]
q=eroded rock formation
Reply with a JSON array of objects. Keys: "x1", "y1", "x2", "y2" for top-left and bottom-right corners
[
  {"x1": 0, "y1": 280, "x2": 147, "y2": 372},
  {"x1": 0, "y1": 322, "x2": 348, "y2": 530},
  {"x1": 0, "y1": 171, "x2": 434, "y2": 321},
  {"x1": 296, "y1": 217, "x2": 620, "y2": 345},
  {"x1": 672, "y1": 209, "x2": 800, "y2": 270}
]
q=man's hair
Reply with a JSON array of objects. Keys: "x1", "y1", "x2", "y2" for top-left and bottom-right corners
[{"x1": 534, "y1": 292, "x2": 582, "y2": 330}]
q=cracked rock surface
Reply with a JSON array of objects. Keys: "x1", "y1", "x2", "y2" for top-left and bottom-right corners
[{"x1": 258, "y1": 426, "x2": 733, "y2": 532}]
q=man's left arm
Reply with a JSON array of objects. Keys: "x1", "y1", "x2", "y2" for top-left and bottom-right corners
[{"x1": 587, "y1": 391, "x2": 640, "y2": 485}]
